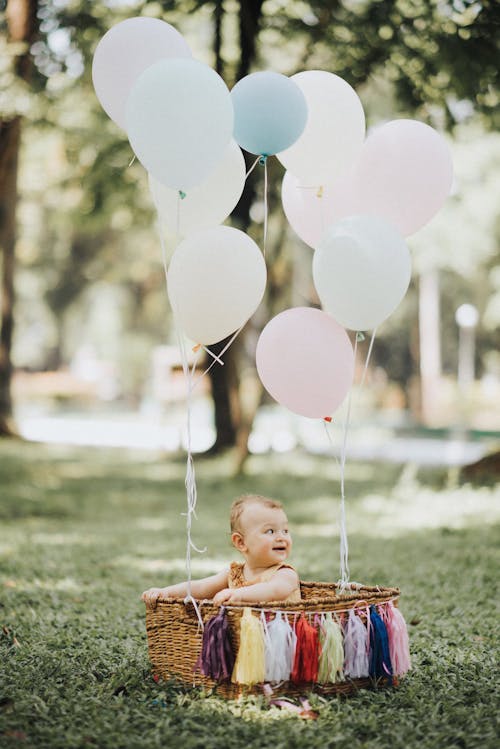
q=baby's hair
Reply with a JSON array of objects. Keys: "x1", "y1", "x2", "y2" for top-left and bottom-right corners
[{"x1": 230, "y1": 494, "x2": 283, "y2": 533}]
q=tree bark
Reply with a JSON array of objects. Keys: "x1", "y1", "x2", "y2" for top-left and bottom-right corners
[
  {"x1": 0, "y1": 0, "x2": 39, "y2": 436},
  {"x1": 0, "y1": 119, "x2": 20, "y2": 435}
]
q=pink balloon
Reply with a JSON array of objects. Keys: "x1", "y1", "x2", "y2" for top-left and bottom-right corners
[
  {"x1": 281, "y1": 172, "x2": 341, "y2": 248},
  {"x1": 256, "y1": 307, "x2": 354, "y2": 419},
  {"x1": 350, "y1": 119, "x2": 453, "y2": 235}
]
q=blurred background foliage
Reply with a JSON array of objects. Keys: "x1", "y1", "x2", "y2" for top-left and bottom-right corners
[{"x1": 0, "y1": 0, "x2": 499, "y2": 451}]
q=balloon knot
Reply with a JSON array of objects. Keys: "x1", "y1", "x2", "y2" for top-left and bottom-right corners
[
  {"x1": 323, "y1": 416, "x2": 333, "y2": 423},
  {"x1": 259, "y1": 154, "x2": 268, "y2": 165},
  {"x1": 316, "y1": 186, "x2": 324, "y2": 198},
  {"x1": 356, "y1": 331, "x2": 366, "y2": 342},
  {"x1": 192, "y1": 343, "x2": 201, "y2": 353},
  {"x1": 179, "y1": 190, "x2": 187, "y2": 200}
]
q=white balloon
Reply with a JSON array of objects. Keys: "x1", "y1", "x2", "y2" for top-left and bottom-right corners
[
  {"x1": 167, "y1": 226, "x2": 267, "y2": 345},
  {"x1": 313, "y1": 215, "x2": 411, "y2": 331},
  {"x1": 126, "y1": 59, "x2": 234, "y2": 191},
  {"x1": 277, "y1": 71, "x2": 365, "y2": 185},
  {"x1": 92, "y1": 17, "x2": 191, "y2": 130},
  {"x1": 149, "y1": 141, "x2": 245, "y2": 236}
]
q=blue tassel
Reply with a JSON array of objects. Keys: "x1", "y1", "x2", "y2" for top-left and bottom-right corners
[{"x1": 369, "y1": 605, "x2": 393, "y2": 683}]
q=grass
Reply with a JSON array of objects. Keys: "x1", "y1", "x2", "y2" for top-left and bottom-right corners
[{"x1": 0, "y1": 439, "x2": 499, "y2": 748}]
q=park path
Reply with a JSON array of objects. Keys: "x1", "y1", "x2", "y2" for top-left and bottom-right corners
[{"x1": 15, "y1": 402, "x2": 490, "y2": 467}]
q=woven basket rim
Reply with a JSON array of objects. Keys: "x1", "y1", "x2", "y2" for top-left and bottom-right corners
[{"x1": 146, "y1": 581, "x2": 400, "y2": 611}]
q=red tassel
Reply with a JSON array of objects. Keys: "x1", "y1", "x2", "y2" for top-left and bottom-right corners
[{"x1": 291, "y1": 614, "x2": 320, "y2": 683}]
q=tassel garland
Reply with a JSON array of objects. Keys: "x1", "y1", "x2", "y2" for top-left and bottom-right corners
[
  {"x1": 369, "y1": 605, "x2": 393, "y2": 683},
  {"x1": 263, "y1": 611, "x2": 297, "y2": 683},
  {"x1": 343, "y1": 608, "x2": 370, "y2": 678},
  {"x1": 231, "y1": 607, "x2": 266, "y2": 685},
  {"x1": 198, "y1": 607, "x2": 235, "y2": 681},
  {"x1": 382, "y1": 601, "x2": 411, "y2": 676},
  {"x1": 318, "y1": 613, "x2": 345, "y2": 683},
  {"x1": 291, "y1": 614, "x2": 320, "y2": 683},
  {"x1": 197, "y1": 600, "x2": 409, "y2": 688}
]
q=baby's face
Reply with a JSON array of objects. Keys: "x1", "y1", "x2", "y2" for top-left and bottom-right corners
[{"x1": 236, "y1": 503, "x2": 292, "y2": 568}]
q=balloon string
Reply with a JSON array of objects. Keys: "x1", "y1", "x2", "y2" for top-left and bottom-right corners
[
  {"x1": 324, "y1": 330, "x2": 378, "y2": 591},
  {"x1": 154, "y1": 199, "x2": 205, "y2": 627},
  {"x1": 336, "y1": 333, "x2": 359, "y2": 591},
  {"x1": 190, "y1": 324, "x2": 244, "y2": 392},
  {"x1": 176, "y1": 323, "x2": 206, "y2": 630},
  {"x1": 245, "y1": 155, "x2": 261, "y2": 179},
  {"x1": 359, "y1": 328, "x2": 377, "y2": 388},
  {"x1": 319, "y1": 185, "x2": 326, "y2": 237},
  {"x1": 263, "y1": 157, "x2": 268, "y2": 257}
]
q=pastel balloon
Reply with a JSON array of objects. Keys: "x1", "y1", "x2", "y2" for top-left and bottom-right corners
[
  {"x1": 277, "y1": 71, "x2": 365, "y2": 184},
  {"x1": 231, "y1": 71, "x2": 307, "y2": 155},
  {"x1": 282, "y1": 171, "x2": 348, "y2": 248},
  {"x1": 167, "y1": 226, "x2": 266, "y2": 345},
  {"x1": 149, "y1": 141, "x2": 245, "y2": 236},
  {"x1": 126, "y1": 59, "x2": 234, "y2": 191},
  {"x1": 350, "y1": 119, "x2": 453, "y2": 235},
  {"x1": 256, "y1": 307, "x2": 354, "y2": 419},
  {"x1": 313, "y1": 215, "x2": 411, "y2": 331},
  {"x1": 92, "y1": 17, "x2": 191, "y2": 130}
]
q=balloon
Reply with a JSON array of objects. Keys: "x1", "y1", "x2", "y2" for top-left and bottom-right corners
[
  {"x1": 277, "y1": 71, "x2": 365, "y2": 184},
  {"x1": 313, "y1": 215, "x2": 411, "y2": 331},
  {"x1": 256, "y1": 307, "x2": 354, "y2": 419},
  {"x1": 347, "y1": 119, "x2": 454, "y2": 236},
  {"x1": 281, "y1": 171, "x2": 349, "y2": 248},
  {"x1": 149, "y1": 141, "x2": 246, "y2": 237},
  {"x1": 92, "y1": 17, "x2": 191, "y2": 130},
  {"x1": 167, "y1": 226, "x2": 266, "y2": 345},
  {"x1": 126, "y1": 59, "x2": 234, "y2": 191},
  {"x1": 231, "y1": 71, "x2": 307, "y2": 155}
]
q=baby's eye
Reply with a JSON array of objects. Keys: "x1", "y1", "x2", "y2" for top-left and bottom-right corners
[
  {"x1": 265, "y1": 528, "x2": 274, "y2": 535},
  {"x1": 283, "y1": 529, "x2": 289, "y2": 534}
]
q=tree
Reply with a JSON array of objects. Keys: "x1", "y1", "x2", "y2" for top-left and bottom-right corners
[
  {"x1": 1, "y1": 0, "x2": 498, "y2": 446},
  {"x1": 0, "y1": 0, "x2": 39, "y2": 435}
]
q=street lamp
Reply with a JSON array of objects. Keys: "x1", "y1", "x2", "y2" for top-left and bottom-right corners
[{"x1": 455, "y1": 303, "x2": 479, "y2": 388}]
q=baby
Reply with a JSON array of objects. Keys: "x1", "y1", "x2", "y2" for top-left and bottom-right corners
[{"x1": 141, "y1": 494, "x2": 301, "y2": 606}]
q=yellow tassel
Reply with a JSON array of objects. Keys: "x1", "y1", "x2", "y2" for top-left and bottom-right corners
[{"x1": 231, "y1": 608, "x2": 266, "y2": 685}]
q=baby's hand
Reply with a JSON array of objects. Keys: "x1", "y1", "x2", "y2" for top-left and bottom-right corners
[
  {"x1": 141, "y1": 587, "x2": 170, "y2": 605},
  {"x1": 212, "y1": 588, "x2": 235, "y2": 606}
]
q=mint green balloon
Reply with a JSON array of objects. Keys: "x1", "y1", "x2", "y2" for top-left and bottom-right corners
[
  {"x1": 231, "y1": 71, "x2": 307, "y2": 156},
  {"x1": 126, "y1": 59, "x2": 234, "y2": 191}
]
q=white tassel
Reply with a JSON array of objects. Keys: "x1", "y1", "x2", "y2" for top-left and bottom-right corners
[
  {"x1": 263, "y1": 611, "x2": 297, "y2": 683},
  {"x1": 344, "y1": 609, "x2": 369, "y2": 678}
]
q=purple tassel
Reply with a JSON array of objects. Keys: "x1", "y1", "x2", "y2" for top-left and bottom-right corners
[
  {"x1": 197, "y1": 607, "x2": 235, "y2": 681},
  {"x1": 369, "y1": 605, "x2": 393, "y2": 684}
]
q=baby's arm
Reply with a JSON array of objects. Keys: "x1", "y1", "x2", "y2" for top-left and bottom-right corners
[
  {"x1": 142, "y1": 569, "x2": 229, "y2": 605},
  {"x1": 213, "y1": 568, "x2": 299, "y2": 606}
]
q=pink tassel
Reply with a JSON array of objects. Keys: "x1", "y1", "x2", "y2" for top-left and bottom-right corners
[{"x1": 382, "y1": 601, "x2": 411, "y2": 676}]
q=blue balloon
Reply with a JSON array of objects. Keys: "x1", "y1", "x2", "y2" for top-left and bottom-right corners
[{"x1": 231, "y1": 71, "x2": 308, "y2": 156}]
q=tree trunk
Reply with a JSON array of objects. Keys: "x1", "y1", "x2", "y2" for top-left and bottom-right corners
[
  {"x1": 206, "y1": 0, "x2": 264, "y2": 454},
  {"x1": 0, "y1": 119, "x2": 20, "y2": 435},
  {"x1": 0, "y1": 0, "x2": 39, "y2": 436}
]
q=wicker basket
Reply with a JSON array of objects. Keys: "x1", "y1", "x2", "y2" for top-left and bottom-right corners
[{"x1": 145, "y1": 580, "x2": 401, "y2": 698}]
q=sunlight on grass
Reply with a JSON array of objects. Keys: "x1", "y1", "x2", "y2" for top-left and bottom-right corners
[
  {"x1": 30, "y1": 532, "x2": 95, "y2": 546},
  {"x1": 356, "y1": 485, "x2": 500, "y2": 536},
  {"x1": 3, "y1": 576, "x2": 84, "y2": 592},
  {"x1": 110, "y1": 555, "x2": 228, "y2": 575}
]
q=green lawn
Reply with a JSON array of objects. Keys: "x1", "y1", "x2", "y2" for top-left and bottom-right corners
[{"x1": 0, "y1": 439, "x2": 498, "y2": 748}]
